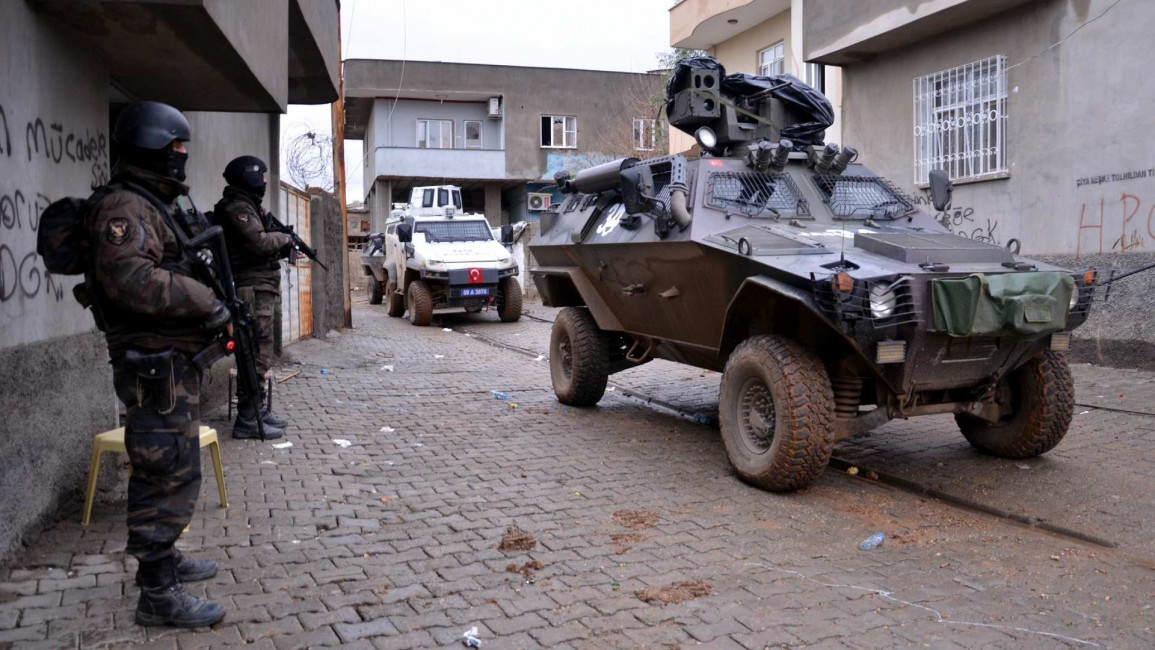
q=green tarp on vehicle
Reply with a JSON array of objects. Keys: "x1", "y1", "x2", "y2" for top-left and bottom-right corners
[{"x1": 931, "y1": 272, "x2": 1074, "y2": 337}]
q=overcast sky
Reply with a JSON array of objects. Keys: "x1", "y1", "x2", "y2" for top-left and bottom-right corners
[{"x1": 282, "y1": 0, "x2": 675, "y2": 202}]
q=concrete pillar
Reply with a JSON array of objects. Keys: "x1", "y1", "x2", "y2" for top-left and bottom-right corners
[
  {"x1": 371, "y1": 178, "x2": 392, "y2": 232},
  {"x1": 484, "y1": 182, "x2": 504, "y2": 227}
]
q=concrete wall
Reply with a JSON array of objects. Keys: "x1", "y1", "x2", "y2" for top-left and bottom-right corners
[
  {"x1": 832, "y1": 0, "x2": 1155, "y2": 363},
  {"x1": 0, "y1": 2, "x2": 290, "y2": 562},
  {"x1": 309, "y1": 192, "x2": 347, "y2": 334},
  {"x1": 372, "y1": 148, "x2": 506, "y2": 183}
]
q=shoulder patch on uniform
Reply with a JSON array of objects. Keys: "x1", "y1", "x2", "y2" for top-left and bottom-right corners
[{"x1": 105, "y1": 217, "x2": 131, "y2": 245}]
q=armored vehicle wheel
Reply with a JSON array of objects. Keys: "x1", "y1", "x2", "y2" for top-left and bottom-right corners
[
  {"x1": 497, "y1": 276, "x2": 523, "y2": 322},
  {"x1": 550, "y1": 307, "x2": 609, "y2": 407},
  {"x1": 385, "y1": 280, "x2": 405, "y2": 317},
  {"x1": 718, "y1": 336, "x2": 836, "y2": 491},
  {"x1": 367, "y1": 277, "x2": 383, "y2": 305},
  {"x1": 955, "y1": 350, "x2": 1074, "y2": 458},
  {"x1": 407, "y1": 280, "x2": 433, "y2": 326}
]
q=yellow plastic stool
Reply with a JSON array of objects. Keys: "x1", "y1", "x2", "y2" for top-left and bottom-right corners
[{"x1": 81, "y1": 425, "x2": 228, "y2": 525}]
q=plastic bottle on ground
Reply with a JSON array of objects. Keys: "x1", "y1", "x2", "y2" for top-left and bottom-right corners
[{"x1": 859, "y1": 532, "x2": 885, "y2": 551}]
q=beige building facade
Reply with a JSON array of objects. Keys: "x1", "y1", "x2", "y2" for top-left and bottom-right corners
[{"x1": 668, "y1": 0, "x2": 842, "y2": 154}]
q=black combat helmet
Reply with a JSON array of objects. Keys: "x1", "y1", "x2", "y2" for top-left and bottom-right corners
[
  {"x1": 224, "y1": 155, "x2": 268, "y2": 198},
  {"x1": 113, "y1": 101, "x2": 190, "y2": 150},
  {"x1": 113, "y1": 101, "x2": 191, "y2": 182}
]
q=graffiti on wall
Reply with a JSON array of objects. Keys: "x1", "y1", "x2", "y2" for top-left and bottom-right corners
[
  {"x1": 0, "y1": 101, "x2": 108, "y2": 309},
  {"x1": 910, "y1": 192, "x2": 1001, "y2": 246},
  {"x1": 1075, "y1": 193, "x2": 1155, "y2": 256}
]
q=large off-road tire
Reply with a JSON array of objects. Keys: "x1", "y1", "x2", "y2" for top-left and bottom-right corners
[
  {"x1": 367, "y1": 276, "x2": 383, "y2": 305},
  {"x1": 718, "y1": 335, "x2": 836, "y2": 492},
  {"x1": 407, "y1": 280, "x2": 433, "y2": 326},
  {"x1": 955, "y1": 350, "x2": 1074, "y2": 458},
  {"x1": 550, "y1": 307, "x2": 609, "y2": 407},
  {"x1": 385, "y1": 279, "x2": 405, "y2": 317},
  {"x1": 497, "y1": 276, "x2": 523, "y2": 322}
]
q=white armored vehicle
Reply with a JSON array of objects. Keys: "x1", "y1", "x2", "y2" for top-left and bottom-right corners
[{"x1": 361, "y1": 185, "x2": 523, "y2": 325}]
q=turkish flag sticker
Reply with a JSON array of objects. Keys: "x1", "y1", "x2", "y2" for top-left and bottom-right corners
[{"x1": 468, "y1": 268, "x2": 483, "y2": 284}]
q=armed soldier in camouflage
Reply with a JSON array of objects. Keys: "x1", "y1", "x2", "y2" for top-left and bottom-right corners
[
  {"x1": 85, "y1": 102, "x2": 228, "y2": 627},
  {"x1": 214, "y1": 156, "x2": 294, "y2": 439}
]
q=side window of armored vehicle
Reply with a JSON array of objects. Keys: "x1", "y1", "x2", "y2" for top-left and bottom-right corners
[
  {"x1": 438, "y1": 189, "x2": 450, "y2": 207},
  {"x1": 452, "y1": 190, "x2": 462, "y2": 209},
  {"x1": 422, "y1": 189, "x2": 434, "y2": 208},
  {"x1": 707, "y1": 171, "x2": 811, "y2": 218}
]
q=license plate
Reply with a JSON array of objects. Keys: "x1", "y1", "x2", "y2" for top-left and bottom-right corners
[{"x1": 460, "y1": 288, "x2": 490, "y2": 297}]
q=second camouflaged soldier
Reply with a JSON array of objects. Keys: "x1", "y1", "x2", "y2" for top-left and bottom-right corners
[{"x1": 214, "y1": 156, "x2": 293, "y2": 439}]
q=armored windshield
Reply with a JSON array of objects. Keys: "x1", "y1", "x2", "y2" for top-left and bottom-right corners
[
  {"x1": 706, "y1": 171, "x2": 811, "y2": 217},
  {"x1": 810, "y1": 175, "x2": 914, "y2": 220},
  {"x1": 415, "y1": 220, "x2": 493, "y2": 243}
]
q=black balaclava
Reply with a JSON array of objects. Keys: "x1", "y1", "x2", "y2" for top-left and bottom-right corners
[
  {"x1": 121, "y1": 142, "x2": 188, "y2": 182},
  {"x1": 224, "y1": 156, "x2": 268, "y2": 199}
]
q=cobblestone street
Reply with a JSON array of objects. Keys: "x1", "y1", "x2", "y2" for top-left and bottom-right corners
[{"x1": 2, "y1": 299, "x2": 1154, "y2": 649}]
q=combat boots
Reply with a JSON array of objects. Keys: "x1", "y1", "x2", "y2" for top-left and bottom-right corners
[
  {"x1": 233, "y1": 404, "x2": 284, "y2": 440},
  {"x1": 261, "y1": 409, "x2": 288, "y2": 428},
  {"x1": 135, "y1": 556, "x2": 226, "y2": 628},
  {"x1": 135, "y1": 550, "x2": 217, "y2": 586}
]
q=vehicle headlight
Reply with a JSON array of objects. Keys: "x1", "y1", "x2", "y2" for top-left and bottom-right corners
[
  {"x1": 869, "y1": 284, "x2": 897, "y2": 319},
  {"x1": 1069, "y1": 284, "x2": 1080, "y2": 311}
]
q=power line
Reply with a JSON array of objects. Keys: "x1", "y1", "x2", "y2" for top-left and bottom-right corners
[
  {"x1": 1006, "y1": 0, "x2": 1126, "y2": 72},
  {"x1": 383, "y1": 0, "x2": 407, "y2": 140},
  {"x1": 344, "y1": 0, "x2": 357, "y2": 60}
]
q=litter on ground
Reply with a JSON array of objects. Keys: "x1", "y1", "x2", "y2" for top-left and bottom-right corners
[
  {"x1": 333, "y1": 439, "x2": 352, "y2": 448},
  {"x1": 272, "y1": 442, "x2": 293, "y2": 449}
]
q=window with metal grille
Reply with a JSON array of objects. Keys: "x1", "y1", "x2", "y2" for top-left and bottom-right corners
[
  {"x1": 913, "y1": 56, "x2": 1008, "y2": 185},
  {"x1": 633, "y1": 118, "x2": 658, "y2": 151},
  {"x1": 708, "y1": 172, "x2": 810, "y2": 217},
  {"x1": 414, "y1": 220, "x2": 493, "y2": 243}
]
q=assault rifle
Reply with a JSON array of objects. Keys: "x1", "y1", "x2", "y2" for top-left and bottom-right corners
[
  {"x1": 267, "y1": 214, "x2": 328, "y2": 271},
  {"x1": 186, "y1": 224, "x2": 268, "y2": 441}
]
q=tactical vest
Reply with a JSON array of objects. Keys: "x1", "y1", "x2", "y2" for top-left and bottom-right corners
[{"x1": 215, "y1": 189, "x2": 280, "y2": 277}]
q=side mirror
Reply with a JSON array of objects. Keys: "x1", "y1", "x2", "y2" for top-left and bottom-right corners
[
  {"x1": 929, "y1": 169, "x2": 953, "y2": 212},
  {"x1": 500, "y1": 224, "x2": 514, "y2": 245},
  {"x1": 397, "y1": 223, "x2": 412, "y2": 243}
]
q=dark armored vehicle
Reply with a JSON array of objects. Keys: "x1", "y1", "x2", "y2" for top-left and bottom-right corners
[{"x1": 529, "y1": 57, "x2": 1093, "y2": 491}]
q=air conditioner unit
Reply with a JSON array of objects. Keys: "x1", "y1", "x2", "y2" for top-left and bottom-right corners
[
  {"x1": 527, "y1": 192, "x2": 551, "y2": 211},
  {"x1": 487, "y1": 97, "x2": 502, "y2": 119}
]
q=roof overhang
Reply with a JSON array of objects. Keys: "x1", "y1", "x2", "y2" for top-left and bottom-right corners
[
  {"x1": 804, "y1": 0, "x2": 1038, "y2": 65},
  {"x1": 288, "y1": 0, "x2": 340, "y2": 104},
  {"x1": 670, "y1": 0, "x2": 790, "y2": 50}
]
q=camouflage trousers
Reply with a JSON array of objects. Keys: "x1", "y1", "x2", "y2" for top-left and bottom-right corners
[
  {"x1": 112, "y1": 351, "x2": 202, "y2": 563},
  {"x1": 236, "y1": 285, "x2": 278, "y2": 414}
]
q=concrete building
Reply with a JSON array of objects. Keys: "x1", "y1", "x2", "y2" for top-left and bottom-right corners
[
  {"x1": 342, "y1": 60, "x2": 665, "y2": 230},
  {"x1": 0, "y1": 0, "x2": 338, "y2": 561},
  {"x1": 803, "y1": 0, "x2": 1155, "y2": 365},
  {"x1": 668, "y1": 0, "x2": 843, "y2": 154}
]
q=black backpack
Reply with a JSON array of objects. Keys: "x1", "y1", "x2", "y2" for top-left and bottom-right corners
[{"x1": 36, "y1": 186, "x2": 120, "y2": 275}]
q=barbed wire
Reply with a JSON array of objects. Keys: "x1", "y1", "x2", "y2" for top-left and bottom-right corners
[{"x1": 284, "y1": 127, "x2": 334, "y2": 192}]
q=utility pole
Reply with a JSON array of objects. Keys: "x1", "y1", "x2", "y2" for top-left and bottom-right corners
[{"x1": 331, "y1": 17, "x2": 352, "y2": 328}]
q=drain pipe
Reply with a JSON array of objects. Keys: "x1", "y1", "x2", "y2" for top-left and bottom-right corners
[{"x1": 668, "y1": 182, "x2": 692, "y2": 230}]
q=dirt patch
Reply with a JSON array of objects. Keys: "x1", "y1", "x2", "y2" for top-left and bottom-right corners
[
  {"x1": 611, "y1": 533, "x2": 646, "y2": 555},
  {"x1": 636, "y1": 580, "x2": 713, "y2": 605},
  {"x1": 497, "y1": 525, "x2": 537, "y2": 552},
  {"x1": 612, "y1": 510, "x2": 660, "y2": 530},
  {"x1": 505, "y1": 560, "x2": 544, "y2": 580}
]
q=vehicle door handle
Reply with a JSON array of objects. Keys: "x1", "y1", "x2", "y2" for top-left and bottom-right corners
[{"x1": 622, "y1": 283, "x2": 646, "y2": 296}]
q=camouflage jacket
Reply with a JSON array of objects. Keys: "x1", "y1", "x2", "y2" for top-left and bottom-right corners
[
  {"x1": 214, "y1": 187, "x2": 292, "y2": 291},
  {"x1": 86, "y1": 165, "x2": 219, "y2": 357}
]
